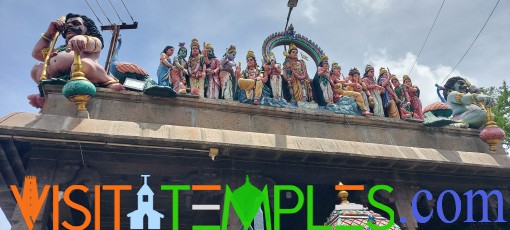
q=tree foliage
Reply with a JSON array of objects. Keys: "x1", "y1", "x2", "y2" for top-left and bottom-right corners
[{"x1": 479, "y1": 81, "x2": 510, "y2": 153}]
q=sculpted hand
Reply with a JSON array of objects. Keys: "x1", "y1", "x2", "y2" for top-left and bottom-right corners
[
  {"x1": 235, "y1": 65, "x2": 241, "y2": 75},
  {"x1": 46, "y1": 18, "x2": 64, "y2": 37},
  {"x1": 480, "y1": 95, "x2": 496, "y2": 107},
  {"x1": 68, "y1": 35, "x2": 87, "y2": 53}
]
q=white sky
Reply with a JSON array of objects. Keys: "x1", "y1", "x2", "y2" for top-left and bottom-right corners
[
  {"x1": 0, "y1": 0, "x2": 508, "y2": 116},
  {"x1": 0, "y1": 207, "x2": 11, "y2": 229}
]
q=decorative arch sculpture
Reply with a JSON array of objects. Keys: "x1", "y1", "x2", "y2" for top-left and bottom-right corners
[{"x1": 261, "y1": 24, "x2": 325, "y2": 67}]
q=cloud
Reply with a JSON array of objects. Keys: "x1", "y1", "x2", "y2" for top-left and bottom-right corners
[
  {"x1": 302, "y1": 0, "x2": 318, "y2": 23},
  {"x1": 343, "y1": 0, "x2": 394, "y2": 15},
  {"x1": 363, "y1": 50, "x2": 476, "y2": 108}
]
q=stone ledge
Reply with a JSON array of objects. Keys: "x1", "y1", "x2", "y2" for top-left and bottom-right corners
[
  {"x1": 1, "y1": 112, "x2": 509, "y2": 176},
  {"x1": 42, "y1": 85, "x2": 480, "y2": 136},
  {"x1": 39, "y1": 85, "x2": 504, "y2": 154}
]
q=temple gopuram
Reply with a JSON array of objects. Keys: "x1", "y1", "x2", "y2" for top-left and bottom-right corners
[{"x1": 0, "y1": 13, "x2": 509, "y2": 230}]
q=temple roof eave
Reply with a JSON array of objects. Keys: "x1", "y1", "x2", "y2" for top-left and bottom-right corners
[{"x1": 1, "y1": 112, "x2": 509, "y2": 178}]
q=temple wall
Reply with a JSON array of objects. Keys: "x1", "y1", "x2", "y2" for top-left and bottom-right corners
[{"x1": 41, "y1": 85, "x2": 505, "y2": 154}]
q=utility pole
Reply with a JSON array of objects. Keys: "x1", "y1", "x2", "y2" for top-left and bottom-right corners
[
  {"x1": 284, "y1": 0, "x2": 298, "y2": 51},
  {"x1": 101, "y1": 22, "x2": 138, "y2": 74}
]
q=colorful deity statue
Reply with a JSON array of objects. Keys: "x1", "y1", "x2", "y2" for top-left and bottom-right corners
[
  {"x1": 442, "y1": 77, "x2": 495, "y2": 128},
  {"x1": 390, "y1": 75, "x2": 412, "y2": 120},
  {"x1": 282, "y1": 43, "x2": 313, "y2": 103},
  {"x1": 219, "y1": 45, "x2": 238, "y2": 100},
  {"x1": 403, "y1": 75, "x2": 424, "y2": 120},
  {"x1": 29, "y1": 13, "x2": 123, "y2": 108},
  {"x1": 330, "y1": 63, "x2": 344, "y2": 103},
  {"x1": 203, "y1": 43, "x2": 220, "y2": 99},
  {"x1": 312, "y1": 54, "x2": 334, "y2": 105},
  {"x1": 176, "y1": 77, "x2": 189, "y2": 94},
  {"x1": 188, "y1": 38, "x2": 206, "y2": 97},
  {"x1": 333, "y1": 67, "x2": 373, "y2": 116},
  {"x1": 236, "y1": 50, "x2": 268, "y2": 105},
  {"x1": 170, "y1": 42, "x2": 189, "y2": 91},
  {"x1": 263, "y1": 52, "x2": 283, "y2": 99},
  {"x1": 157, "y1": 46, "x2": 174, "y2": 86},
  {"x1": 377, "y1": 68, "x2": 400, "y2": 119},
  {"x1": 362, "y1": 65, "x2": 384, "y2": 117},
  {"x1": 346, "y1": 67, "x2": 372, "y2": 107}
]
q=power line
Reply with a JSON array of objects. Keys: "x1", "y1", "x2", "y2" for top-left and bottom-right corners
[
  {"x1": 94, "y1": 0, "x2": 113, "y2": 25},
  {"x1": 408, "y1": 0, "x2": 446, "y2": 75},
  {"x1": 441, "y1": 0, "x2": 501, "y2": 84},
  {"x1": 107, "y1": 0, "x2": 124, "y2": 23},
  {"x1": 119, "y1": 0, "x2": 135, "y2": 22},
  {"x1": 84, "y1": 0, "x2": 104, "y2": 26}
]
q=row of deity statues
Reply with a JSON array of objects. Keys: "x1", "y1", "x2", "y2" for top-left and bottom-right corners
[
  {"x1": 156, "y1": 40, "x2": 425, "y2": 120},
  {"x1": 30, "y1": 13, "x2": 497, "y2": 130}
]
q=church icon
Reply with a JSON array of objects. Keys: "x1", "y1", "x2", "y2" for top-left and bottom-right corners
[{"x1": 127, "y1": 175, "x2": 164, "y2": 229}]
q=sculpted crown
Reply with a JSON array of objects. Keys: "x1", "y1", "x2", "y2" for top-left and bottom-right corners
[
  {"x1": 320, "y1": 53, "x2": 328, "y2": 62},
  {"x1": 246, "y1": 50, "x2": 256, "y2": 60},
  {"x1": 403, "y1": 75, "x2": 411, "y2": 82},
  {"x1": 190, "y1": 38, "x2": 199, "y2": 48},
  {"x1": 288, "y1": 43, "x2": 297, "y2": 52},
  {"x1": 206, "y1": 43, "x2": 214, "y2": 50},
  {"x1": 379, "y1": 67, "x2": 387, "y2": 75},
  {"x1": 227, "y1": 45, "x2": 236, "y2": 53}
]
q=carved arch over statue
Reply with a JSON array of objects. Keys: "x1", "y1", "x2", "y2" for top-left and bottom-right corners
[{"x1": 261, "y1": 24, "x2": 325, "y2": 67}]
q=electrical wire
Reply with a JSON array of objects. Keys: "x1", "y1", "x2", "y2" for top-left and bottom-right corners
[
  {"x1": 107, "y1": 0, "x2": 124, "y2": 23},
  {"x1": 83, "y1": 0, "x2": 104, "y2": 26},
  {"x1": 408, "y1": 0, "x2": 446, "y2": 76},
  {"x1": 441, "y1": 0, "x2": 501, "y2": 84},
  {"x1": 95, "y1": 0, "x2": 113, "y2": 25},
  {"x1": 119, "y1": 0, "x2": 136, "y2": 22}
]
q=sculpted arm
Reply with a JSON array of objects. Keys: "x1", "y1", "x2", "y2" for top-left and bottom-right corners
[
  {"x1": 33, "y1": 19, "x2": 65, "y2": 61},
  {"x1": 160, "y1": 53, "x2": 172, "y2": 67},
  {"x1": 212, "y1": 59, "x2": 220, "y2": 75},
  {"x1": 448, "y1": 91, "x2": 496, "y2": 107}
]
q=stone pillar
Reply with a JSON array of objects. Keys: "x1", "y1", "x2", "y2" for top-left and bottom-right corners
[
  {"x1": 391, "y1": 183, "x2": 420, "y2": 230},
  {"x1": 223, "y1": 170, "x2": 245, "y2": 230},
  {"x1": 371, "y1": 179, "x2": 420, "y2": 230},
  {"x1": 220, "y1": 171, "x2": 275, "y2": 230},
  {"x1": 10, "y1": 159, "x2": 57, "y2": 230}
]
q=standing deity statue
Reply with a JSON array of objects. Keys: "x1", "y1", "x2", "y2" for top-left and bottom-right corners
[
  {"x1": 362, "y1": 65, "x2": 384, "y2": 117},
  {"x1": 332, "y1": 67, "x2": 373, "y2": 116},
  {"x1": 170, "y1": 42, "x2": 189, "y2": 91},
  {"x1": 263, "y1": 52, "x2": 283, "y2": 100},
  {"x1": 203, "y1": 43, "x2": 220, "y2": 99},
  {"x1": 219, "y1": 45, "x2": 238, "y2": 100},
  {"x1": 377, "y1": 68, "x2": 400, "y2": 119},
  {"x1": 157, "y1": 46, "x2": 174, "y2": 86},
  {"x1": 236, "y1": 50, "x2": 268, "y2": 105},
  {"x1": 403, "y1": 75, "x2": 424, "y2": 120},
  {"x1": 188, "y1": 38, "x2": 206, "y2": 97},
  {"x1": 312, "y1": 54, "x2": 334, "y2": 105},
  {"x1": 391, "y1": 75, "x2": 412, "y2": 120},
  {"x1": 282, "y1": 43, "x2": 313, "y2": 103},
  {"x1": 29, "y1": 13, "x2": 123, "y2": 108}
]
